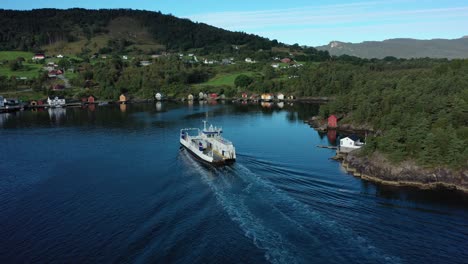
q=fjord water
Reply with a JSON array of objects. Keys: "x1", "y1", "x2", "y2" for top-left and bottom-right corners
[{"x1": 0, "y1": 102, "x2": 467, "y2": 264}]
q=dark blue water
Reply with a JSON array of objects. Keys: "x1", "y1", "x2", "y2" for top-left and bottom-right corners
[{"x1": 1, "y1": 102, "x2": 467, "y2": 264}]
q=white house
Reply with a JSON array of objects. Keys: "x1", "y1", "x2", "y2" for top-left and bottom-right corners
[
  {"x1": 339, "y1": 135, "x2": 364, "y2": 153},
  {"x1": 140, "y1": 61, "x2": 152, "y2": 66},
  {"x1": 277, "y1": 93, "x2": 285, "y2": 101},
  {"x1": 47, "y1": 96, "x2": 66, "y2": 108},
  {"x1": 57, "y1": 54, "x2": 64, "y2": 58},
  {"x1": 155, "y1": 92, "x2": 163, "y2": 101},
  {"x1": 122, "y1": 55, "x2": 128, "y2": 60},
  {"x1": 188, "y1": 94, "x2": 194, "y2": 100},
  {"x1": 245, "y1": 58, "x2": 255, "y2": 63},
  {"x1": 198, "y1": 92, "x2": 205, "y2": 100}
]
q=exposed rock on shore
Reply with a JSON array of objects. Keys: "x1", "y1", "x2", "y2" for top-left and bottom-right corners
[{"x1": 342, "y1": 151, "x2": 468, "y2": 193}]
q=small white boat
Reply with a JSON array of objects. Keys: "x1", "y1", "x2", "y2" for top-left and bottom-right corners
[{"x1": 180, "y1": 121, "x2": 236, "y2": 165}]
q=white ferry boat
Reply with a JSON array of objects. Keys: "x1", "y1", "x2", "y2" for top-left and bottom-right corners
[{"x1": 180, "y1": 121, "x2": 236, "y2": 165}]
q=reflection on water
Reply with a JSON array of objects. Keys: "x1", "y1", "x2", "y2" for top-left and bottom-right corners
[
  {"x1": 327, "y1": 129, "x2": 337, "y2": 145},
  {"x1": 155, "y1": 102, "x2": 162, "y2": 112},
  {"x1": 0, "y1": 113, "x2": 11, "y2": 126},
  {"x1": 120, "y1": 103, "x2": 127, "y2": 112},
  {"x1": 261, "y1": 102, "x2": 273, "y2": 108},
  {"x1": 48, "y1": 107, "x2": 66, "y2": 124},
  {"x1": 277, "y1": 102, "x2": 284, "y2": 108}
]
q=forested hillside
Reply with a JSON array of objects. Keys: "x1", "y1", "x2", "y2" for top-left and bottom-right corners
[
  {"x1": 0, "y1": 8, "x2": 279, "y2": 53},
  {"x1": 290, "y1": 58, "x2": 468, "y2": 167}
]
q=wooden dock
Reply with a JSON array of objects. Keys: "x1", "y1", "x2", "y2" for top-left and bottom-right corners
[{"x1": 316, "y1": 145, "x2": 337, "y2": 149}]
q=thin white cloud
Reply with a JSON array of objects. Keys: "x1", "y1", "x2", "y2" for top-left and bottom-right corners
[{"x1": 186, "y1": 2, "x2": 468, "y2": 33}]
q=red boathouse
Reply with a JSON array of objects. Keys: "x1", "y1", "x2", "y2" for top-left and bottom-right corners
[{"x1": 328, "y1": 115, "x2": 338, "y2": 128}]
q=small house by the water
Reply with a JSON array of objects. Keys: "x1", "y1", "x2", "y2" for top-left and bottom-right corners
[
  {"x1": 328, "y1": 115, "x2": 338, "y2": 128},
  {"x1": 241, "y1": 93, "x2": 248, "y2": 99},
  {"x1": 261, "y1": 93, "x2": 274, "y2": 102},
  {"x1": 277, "y1": 93, "x2": 285, "y2": 101},
  {"x1": 155, "y1": 93, "x2": 163, "y2": 101},
  {"x1": 288, "y1": 95, "x2": 296, "y2": 100},
  {"x1": 339, "y1": 135, "x2": 364, "y2": 153},
  {"x1": 47, "y1": 96, "x2": 66, "y2": 108},
  {"x1": 210, "y1": 93, "x2": 218, "y2": 99},
  {"x1": 88, "y1": 96, "x2": 96, "y2": 104},
  {"x1": 198, "y1": 92, "x2": 205, "y2": 100},
  {"x1": 119, "y1": 94, "x2": 128, "y2": 104},
  {"x1": 188, "y1": 94, "x2": 194, "y2": 100}
]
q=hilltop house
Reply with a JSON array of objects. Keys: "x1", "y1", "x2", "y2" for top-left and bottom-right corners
[
  {"x1": 47, "y1": 96, "x2": 66, "y2": 108},
  {"x1": 57, "y1": 54, "x2": 64, "y2": 58},
  {"x1": 32, "y1": 53, "x2": 45, "y2": 60},
  {"x1": 245, "y1": 58, "x2": 256, "y2": 63},
  {"x1": 140, "y1": 61, "x2": 152, "y2": 66},
  {"x1": 281, "y1": 58, "x2": 292, "y2": 63}
]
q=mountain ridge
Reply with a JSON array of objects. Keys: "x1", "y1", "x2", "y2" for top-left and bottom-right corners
[{"x1": 317, "y1": 37, "x2": 468, "y2": 59}]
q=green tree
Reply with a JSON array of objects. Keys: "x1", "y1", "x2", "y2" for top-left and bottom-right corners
[{"x1": 234, "y1": 74, "x2": 253, "y2": 88}]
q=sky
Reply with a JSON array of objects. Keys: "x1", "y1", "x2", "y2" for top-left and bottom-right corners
[{"x1": 2, "y1": 0, "x2": 468, "y2": 46}]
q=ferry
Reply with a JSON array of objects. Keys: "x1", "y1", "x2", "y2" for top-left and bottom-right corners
[{"x1": 180, "y1": 121, "x2": 236, "y2": 165}]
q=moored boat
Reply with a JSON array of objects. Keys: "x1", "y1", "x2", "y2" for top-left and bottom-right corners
[{"x1": 180, "y1": 121, "x2": 236, "y2": 165}]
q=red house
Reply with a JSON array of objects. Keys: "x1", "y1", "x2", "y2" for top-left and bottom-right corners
[
  {"x1": 33, "y1": 53, "x2": 45, "y2": 60},
  {"x1": 210, "y1": 93, "x2": 218, "y2": 99},
  {"x1": 241, "y1": 93, "x2": 248, "y2": 99},
  {"x1": 281, "y1": 58, "x2": 292, "y2": 63},
  {"x1": 328, "y1": 115, "x2": 338, "y2": 128},
  {"x1": 88, "y1": 95, "x2": 95, "y2": 103}
]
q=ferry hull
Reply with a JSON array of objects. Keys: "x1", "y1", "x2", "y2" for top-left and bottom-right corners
[{"x1": 180, "y1": 139, "x2": 235, "y2": 165}]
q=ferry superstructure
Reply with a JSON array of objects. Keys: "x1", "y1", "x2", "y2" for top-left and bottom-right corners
[{"x1": 180, "y1": 121, "x2": 236, "y2": 164}]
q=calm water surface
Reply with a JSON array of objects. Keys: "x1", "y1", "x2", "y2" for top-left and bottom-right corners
[{"x1": 1, "y1": 102, "x2": 467, "y2": 263}]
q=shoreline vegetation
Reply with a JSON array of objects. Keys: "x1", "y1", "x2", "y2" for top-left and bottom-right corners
[{"x1": 307, "y1": 115, "x2": 468, "y2": 194}]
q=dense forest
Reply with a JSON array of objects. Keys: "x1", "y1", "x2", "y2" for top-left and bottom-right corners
[
  {"x1": 293, "y1": 58, "x2": 468, "y2": 168},
  {"x1": 0, "y1": 8, "x2": 279, "y2": 52}
]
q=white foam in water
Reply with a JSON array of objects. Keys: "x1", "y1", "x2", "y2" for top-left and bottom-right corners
[{"x1": 181, "y1": 151, "x2": 401, "y2": 264}]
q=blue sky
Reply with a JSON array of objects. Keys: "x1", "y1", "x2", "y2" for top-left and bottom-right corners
[{"x1": 2, "y1": 0, "x2": 468, "y2": 46}]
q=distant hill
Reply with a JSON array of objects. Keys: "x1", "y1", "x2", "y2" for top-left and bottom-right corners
[
  {"x1": 317, "y1": 37, "x2": 468, "y2": 59},
  {"x1": 0, "y1": 8, "x2": 281, "y2": 55}
]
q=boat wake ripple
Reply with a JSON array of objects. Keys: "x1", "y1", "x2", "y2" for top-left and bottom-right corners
[{"x1": 180, "y1": 150, "x2": 401, "y2": 264}]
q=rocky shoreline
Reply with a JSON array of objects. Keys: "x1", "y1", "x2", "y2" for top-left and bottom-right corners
[{"x1": 340, "y1": 151, "x2": 468, "y2": 194}]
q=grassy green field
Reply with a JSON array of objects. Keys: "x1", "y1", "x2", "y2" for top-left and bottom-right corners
[
  {"x1": 0, "y1": 64, "x2": 43, "y2": 78},
  {"x1": 0, "y1": 51, "x2": 43, "y2": 78},
  {"x1": 195, "y1": 71, "x2": 255, "y2": 87},
  {"x1": 0, "y1": 51, "x2": 34, "y2": 61}
]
